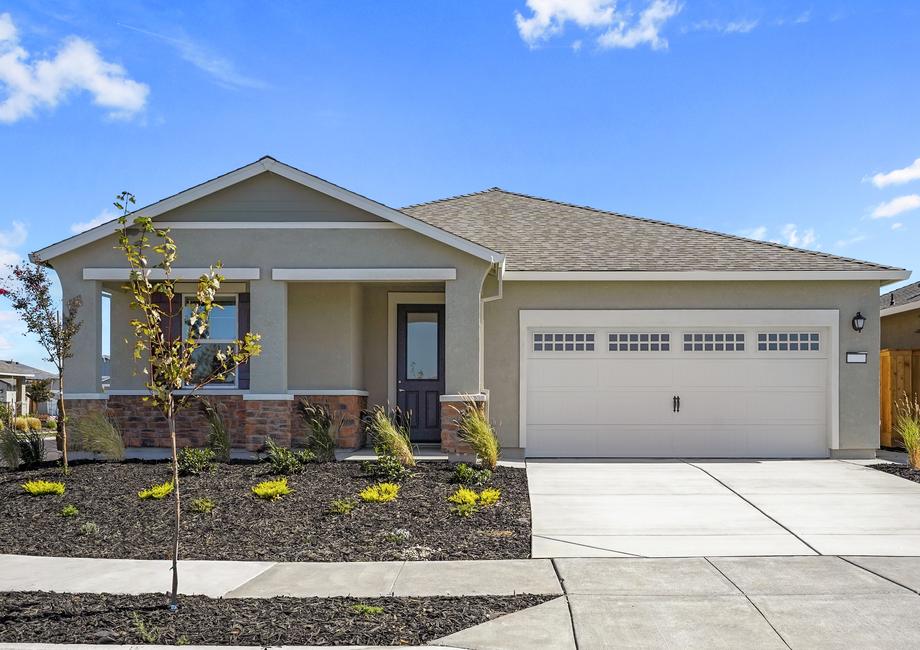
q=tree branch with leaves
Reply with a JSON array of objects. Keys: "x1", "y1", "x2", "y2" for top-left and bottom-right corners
[
  {"x1": 1, "y1": 264, "x2": 82, "y2": 472},
  {"x1": 115, "y1": 191, "x2": 261, "y2": 611}
]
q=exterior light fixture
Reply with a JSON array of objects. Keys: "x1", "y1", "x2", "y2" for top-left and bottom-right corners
[{"x1": 851, "y1": 312, "x2": 866, "y2": 333}]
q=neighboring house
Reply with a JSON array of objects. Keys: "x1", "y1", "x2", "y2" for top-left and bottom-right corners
[
  {"x1": 880, "y1": 282, "x2": 920, "y2": 349},
  {"x1": 30, "y1": 157, "x2": 910, "y2": 458},
  {"x1": 0, "y1": 360, "x2": 59, "y2": 416}
]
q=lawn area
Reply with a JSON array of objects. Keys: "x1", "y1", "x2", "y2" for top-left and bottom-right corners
[
  {"x1": 0, "y1": 459, "x2": 531, "y2": 561},
  {"x1": 0, "y1": 591, "x2": 550, "y2": 646}
]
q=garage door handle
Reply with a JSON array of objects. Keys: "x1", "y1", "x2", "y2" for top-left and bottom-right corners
[
  {"x1": 672, "y1": 395, "x2": 677, "y2": 413},
  {"x1": 676, "y1": 395, "x2": 681, "y2": 413}
]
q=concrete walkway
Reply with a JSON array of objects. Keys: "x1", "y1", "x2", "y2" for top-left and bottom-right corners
[
  {"x1": 528, "y1": 458, "x2": 920, "y2": 557},
  {"x1": 0, "y1": 555, "x2": 562, "y2": 598}
]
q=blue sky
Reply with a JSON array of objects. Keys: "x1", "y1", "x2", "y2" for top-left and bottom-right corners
[{"x1": 1, "y1": 0, "x2": 919, "y2": 371}]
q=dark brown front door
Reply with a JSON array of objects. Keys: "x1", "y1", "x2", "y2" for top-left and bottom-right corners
[{"x1": 396, "y1": 304, "x2": 445, "y2": 443}]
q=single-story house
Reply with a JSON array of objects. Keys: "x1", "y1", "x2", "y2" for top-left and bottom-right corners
[
  {"x1": 881, "y1": 282, "x2": 920, "y2": 349},
  {"x1": 0, "y1": 360, "x2": 59, "y2": 416},
  {"x1": 30, "y1": 157, "x2": 910, "y2": 458}
]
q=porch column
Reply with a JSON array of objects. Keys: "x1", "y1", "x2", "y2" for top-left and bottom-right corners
[
  {"x1": 59, "y1": 276, "x2": 103, "y2": 394},
  {"x1": 14, "y1": 377, "x2": 27, "y2": 416}
]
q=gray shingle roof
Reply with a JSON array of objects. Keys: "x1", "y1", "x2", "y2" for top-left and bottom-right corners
[
  {"x1": 0, "y1": 360, "x2": 55, "y2": 379},
  {"x1": 881, "y1": 282, "x2": 920, "y2": 309},
  {"x1": 402, "y1": 189, "x2": 902, "y2": 273}
]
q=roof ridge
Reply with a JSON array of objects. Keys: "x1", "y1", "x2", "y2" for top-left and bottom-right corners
[
  {"x1": 401, "y1": 187, "x2": 502, "y2": 211},
  {"x1": 479, "y1": 188, "x2": 901, "y2": 272}
]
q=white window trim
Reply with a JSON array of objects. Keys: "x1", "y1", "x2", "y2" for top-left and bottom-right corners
[
  {"x1": 387, "y1": 292, "x2": 445, "y2": 406},
  {"x1": 518, "y1": 309, "x2": 840, "y2": 453},
  {"x1": 183, "y1": 294, "x2": 239, "y2": 388}
]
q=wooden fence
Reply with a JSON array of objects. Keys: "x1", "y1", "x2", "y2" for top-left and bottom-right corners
[{"x1": 880, "y1": 349, "x2": 920, "y2": 448}]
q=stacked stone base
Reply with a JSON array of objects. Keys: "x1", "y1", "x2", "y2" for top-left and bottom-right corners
[
  {"x1": 439, "y1": 396, "x2": 488, "y2": 455},
  {"x1": 66, "y1": 394, "x2": 367, "y2": 451}
]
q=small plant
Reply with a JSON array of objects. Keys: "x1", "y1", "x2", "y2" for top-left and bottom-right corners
[
  {"x1": 363, "y1": 405, "x2": 415, "y2": 467},
  {"x1": 361, "y1": 453, "x2": 411, "y2": 482},
  {"x1": 177, "y1": 448, "x2": 216, "y2": 476},
  {"x1": 383, "y1": 528, "x2": 412, "y2": 543},
  {"x1": 14, "y1": 416, "x2": 42, "y2": 433},
  {"x1": 329, "y1": 498, "x2": 357, "y2": 515},
  {"x1": 359, "y1": 482, "x2": 400, "y2": 503},
  {"x1": 45, "y1": 416, "x2": 58, "y2": 430},
  {"x1": 479, "y1": 487, "x2": 501, "y2": 507},
  {"x1": 454, "y1": 397, "x2": 500, "y2": 470},
  {"x1": 200, "y1": 399, "x2": 230, "y2": 462},
  {"x1": 138, "y1": 480, "x2": 175, "y2": 500},
  {"x1": 80, "y1": 521, "x2": 99, "y2": 536},
  {"x1": 252, "y1": 478, "x2": 290, "y2": 500},
  {"x1": 22, "y1": 479, "x2": 65, "y2": 496},
  {"x1": 452, "y1": 502, "x2": 478, "y2": 517},
  {"x1": 895, "y1": 392, "x2": 920, "y2": 469},
  {"x1": 131, "y1": 611, "x2": 159, "y2": 643},
  {"x1": 452, "y1": 462, "x2": 492, "y2": 486},
  {"x1": 190, "y1": 497, "x2": 216, "y2": 513},
  {"x1": 1, "y1": 428, "x2": 21, "y2": 469},
  {"x1": 448, "y1": 486, "x2": 479, "y2": 506},
  {"x1": 70, "y1": 411, "x2": 125, "y2": 461},
  {"x1": 264, "y1": 438, "x2": 315, "y2": 475},
  {"x1": 350, "y1": 603, "x2": 384, "y2": 615},
  {"x1": 300, "y1": 400, "x2": 342, "y2": 462},
  {"x1": 60, "y1": 504, "x2": 79, "y2": 517}
]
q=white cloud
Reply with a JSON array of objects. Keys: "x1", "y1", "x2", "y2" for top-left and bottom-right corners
[
  {"x1": 0, "y1": 12, "x2": 149, "y2": 123},
  {"x1": 515, "y1": 0, "x2": 682, "y2": 51},
  {"x1": 0, "y1": 220, "x2": 26, "y2": 267},
  {"x1": 70, "y1": 208, "x2": 118, "y2": 234},
  {"x1": 738, "y1": 225, "x2": 768, "y2": 240},
  {"x1": 868, "y1": 158, "x2": 920, "y2": 188},
  {"x1": 683, "y1": 18, "x2": 758, "y2": 34},
  {"x1": 118, "y1": 23, "x2": 265, "y2": 90},
  {"x1": 892, "y1": 222, "x2": 904, "y2": 230},
  {"x1": 779, "y1": 223, "x2": 817, "y2": 248},
  {"x1": 871, "y1": 194, "x2": 920, "y2": 219}
]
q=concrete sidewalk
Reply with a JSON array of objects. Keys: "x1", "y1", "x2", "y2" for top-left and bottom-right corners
[{"x1": 0, "y1": 555, "x2": 563, "y2": 598}]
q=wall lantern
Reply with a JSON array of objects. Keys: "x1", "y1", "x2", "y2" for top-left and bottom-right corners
[{"x1": 851, "y1": 311, "x2": 866, "y2": 333}]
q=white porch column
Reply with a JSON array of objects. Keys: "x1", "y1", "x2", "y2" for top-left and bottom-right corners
[
  {"x1": 14, "y1": 377, "x2": 28, "y2": 415},
  {"x1": 248, "y1": 278, "x2": 288, "y2": 395},
  {"x1": 59, "y1": 276, "x2": 103, "y2": 394}
]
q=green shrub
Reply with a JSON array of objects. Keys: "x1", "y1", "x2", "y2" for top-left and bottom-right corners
[
  {"x1": 452, "y1": 502, "x2": 478, "y2": 517},
  {"x1": 479, "y1": 487, "x2": 501, "y2": 507},
  {"x1": 252, "y1": 478, "x2": 290, "y2": 500},
  {"x1": 264, "y1": 438, "x2": 315, "y2": 475},
  {"x1": 452, "y1": 462, "x2": 492, "y2": 486},
  {"x1": 200, "y1": 399, "x2": 230, "y2": 462},
  {"x1": 361, "y1": 453, "x2": 411, "y2": 482},
  {"x1": 1, "y1": 428, "x2": 21, "y2": 469},
  {"x1": 329, "y1": 498, "x2": 357, "y2": 515},
  {"x1": 447, "y1": 486, "x2": 479, "y2": 506},
  {"x1": 359, "y1": 482, "x2": 400, "y2": 503},
  {"x1": 299, "y1": 400, "x2": 342, "y2": 462},
  {"x1": 350, "y1": 603, "x2": 384, "y2": 615},
  {"x1": 80, "y1": 521, "x2": 99, "y2": 536},
  {"x1": 60, "y1": 504, "x2": 79, "y2": 517},
  {"x1": 2, "y1": 426, "x2": 45, "y2": 469},
  {"x1": 70, "y1": 411, "x2": 124, "y2": 461},
  {"x1": 364, "y1": 406, "x2": 415, "y2": 467},
  {"x1": 177, "y1": 448, "x2": 215, "y2": 476},
  {"x1": 45, "y1": 416, "x2": 58, "y2": 430},
  {"x1": 447, "y1": 486, "x2": 500, "y2": 516},
  {"x1": 454, "y1": 398, "x2": 500, "y2": 470},
  {"x1": 22, "y1": 479, "x2": 65, "y2": 496},
  {"x1": 190, "y1": 497, "x2": 216, "y2": 513},
  {"x1": 895, "y1": 393, "x2": 920, "y2": 469},
  {"x1": 138, "y1": 480, "x2": 174, "y2": 500}
]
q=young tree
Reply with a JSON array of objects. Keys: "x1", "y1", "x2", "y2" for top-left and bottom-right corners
[
  {"x1": 25, "y1": 379, "x2": 54, "y2": 414},
  {"x1": 0, "y1": 265, "x2": 82, "y2": 472},
  {"x1": 114, "y1": 192, "x2": 261, "y2": 611}
]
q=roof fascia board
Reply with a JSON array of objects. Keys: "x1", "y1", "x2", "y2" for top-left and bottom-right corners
[
  {"x1": 84, "y1": 268, "x2": 261, "y2": 281},
  {"x1": 881, "y1": 301, "x2": 920, "y2": 318},
  {"x1": 272, "y1": 268, "x2": 456, "y2": 282},
  {"x1": 503, "y1": 270, "x2": 912, "y2": 282}
]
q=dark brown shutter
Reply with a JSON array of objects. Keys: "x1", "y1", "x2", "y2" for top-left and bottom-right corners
[{"x1": 237, "y1": 292, "x2": 250, "y2": 389}]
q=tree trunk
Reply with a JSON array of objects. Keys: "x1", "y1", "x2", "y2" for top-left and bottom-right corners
[
  {"x1": 58, "y1": 376, "x2": 68, "y2": 474},
  {"x1": 168, "y1": 400, "x2": 181, "y2": 611}
]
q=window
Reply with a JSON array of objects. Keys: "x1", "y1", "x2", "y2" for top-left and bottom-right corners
[
  {"x1": 183, "y1": 295, "x2": 239, "y2": 386},
  {"x1": 608, "y1": 333, "x2": 671, "y2": 352},
  {"x1": 683, "y1": 332, "x2": 745, "y2": 352},
  {"x1": 533, "y1": 332, "x2": 595, "y2": 352},
  {"x1": 757, "y1": 332, "x2": 820, "y2": 352}
]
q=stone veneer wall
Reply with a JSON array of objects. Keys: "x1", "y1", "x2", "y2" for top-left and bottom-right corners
[
  {"x1": 439, "y1": 397, "x2": 488, "y2": 454},
  {"x1": 66, "y1": 394, "x2": 367, "y2": 451}
]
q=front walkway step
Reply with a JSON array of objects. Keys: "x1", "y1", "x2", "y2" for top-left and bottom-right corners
[{"x1": 432, "y1": 596, "x2": 576, "y2": 650}]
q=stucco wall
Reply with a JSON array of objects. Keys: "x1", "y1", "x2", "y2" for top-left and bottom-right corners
[
  {"x1": 881, "y1": 309, "x2": 920, "y2": 349},
  {"x1": 483, "y1": 280, "x2": 882, "y2": 452}
]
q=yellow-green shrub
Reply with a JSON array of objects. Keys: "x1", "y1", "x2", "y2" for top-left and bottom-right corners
[
  {"x1": 28, "y1": 417, "x2": 41, "y2": 432},
  {"x1": 22, "y1": 480, "x2": 65, "y2": 496},
  {"x1": 138, "y1": 480, "x2": 174, "y2": 500},
  {"x1": 13, "y1": 416, "x2": 30, "y2": 432},
  {"x1": 359, "y1": 482, "x2": 400, "y2": 503},
  {"x1": 447, "y1": 486, "x2": 479, "y2": 506},
  {"x1": 252, "y1": 478, "x2": 290, "y2": 500},
  {"x1": 479, "y1": 487, "x2": 501, "y2": 507},
  {"x1": 447, "y1": 486, "x2": 500, "y2": 516}
]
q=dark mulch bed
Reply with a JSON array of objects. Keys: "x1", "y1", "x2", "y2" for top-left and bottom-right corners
[
  {"x1": 869, "y1": 463, "x2": 920, "y2": 484},
  {"x1": 0, "y1": 591, "x2": 551, "y2": 646},
  {"x1": 0, "y1": 460, "x2": 530, "y2": 561}
]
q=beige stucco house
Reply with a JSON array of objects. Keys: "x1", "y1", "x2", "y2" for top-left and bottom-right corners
[{"x1": 31, "y1": 157, "x2": 910, "y2": 458}]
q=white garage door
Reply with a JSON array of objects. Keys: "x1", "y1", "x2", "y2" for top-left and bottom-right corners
[{"x1": 523, "y1": 314, "x2": 832, "y2": 458}]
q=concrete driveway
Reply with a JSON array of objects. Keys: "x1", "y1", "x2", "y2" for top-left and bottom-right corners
[{"x1": 528, "y1": 459, "x2": 920, "y2": 557}]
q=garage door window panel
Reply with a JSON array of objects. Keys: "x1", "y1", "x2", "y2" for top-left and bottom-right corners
[
  {"x1": 533, "y1": 332, "x2": 595, "y2": 352},
  {"x1": 682, "y1": 332, "x2": 745, "y2": 352},
  {"x1": 757, "y1": 332, "x2": 820, "y2": 352},
  {"x1": 608, "y1": 332, "x2": 671, "y2": 352}
]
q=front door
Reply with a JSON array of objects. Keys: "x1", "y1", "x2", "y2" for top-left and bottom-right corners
[{"x1": 397, "y1": 304, "x2": 445, "y2": 443}]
